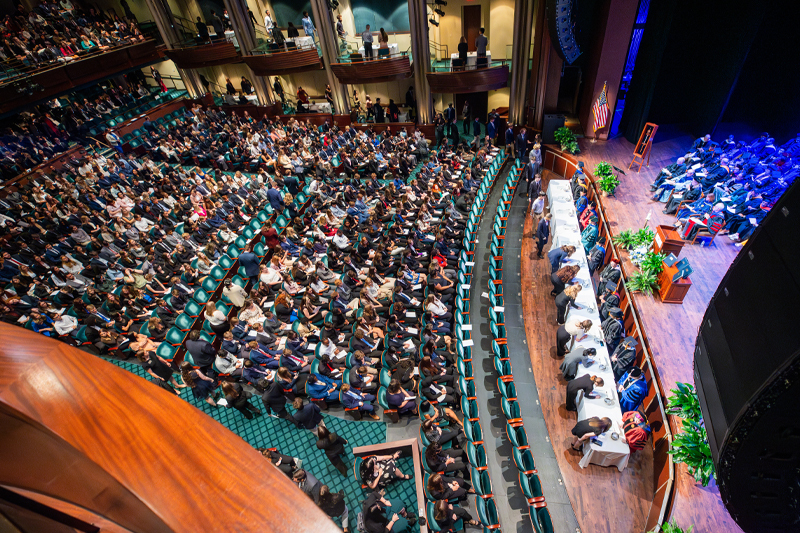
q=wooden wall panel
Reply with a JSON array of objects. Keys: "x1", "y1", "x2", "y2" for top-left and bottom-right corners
[
  {"x1": 426, "y1": 65, "x2": 509, "y2": 94},
  {"x1": 242, "y1": 50, "x2": 323, "y2": 75},
  {"x1": 165, "y1": 42, "x2": 241, "y2": 69},
  {"x1": 330, "y1": 57, "x2": 412, "y2": 84},
  {"x1": 0, "y1": 325, "x2": 341, "y2": 533}
]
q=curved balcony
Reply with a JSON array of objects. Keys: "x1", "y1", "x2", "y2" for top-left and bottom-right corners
[
  {"x1": 164, "y1": 41, "x2": 240, "y2": 69},
  {"x1": 330, "y1": 52, "x2": 413, "y2": 84},
  {"x1": 242, "y1": 48, "x2": 323, "y2": 76},
  {"x1": 426, "y1": 63, "x2": 510, "y2": 94}
]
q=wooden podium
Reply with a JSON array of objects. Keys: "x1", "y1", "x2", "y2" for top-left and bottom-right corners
[
  {"x1": 653, "y1": 225, "x2": 685, "y2": 257},
  {"x1": 658, "y1": 262, "x2": 692, "y2": 304}
]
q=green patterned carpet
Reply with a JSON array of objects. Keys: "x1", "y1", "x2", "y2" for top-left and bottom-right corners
[{"x1": 106, "y1": 359, "x2": 418, "y2": 532}]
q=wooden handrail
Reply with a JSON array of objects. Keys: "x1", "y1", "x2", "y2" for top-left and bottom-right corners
[
  {"x1": 0, "y1": 324, "x2": 341, "y2": 533},
  {"x1": 541, "y1": 145, "x2": 675, "y2": 530}
]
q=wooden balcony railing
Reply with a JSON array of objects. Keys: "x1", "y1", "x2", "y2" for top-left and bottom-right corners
[
  {"x1": 330, "y1": 55, "x2": 413, "y2": 84},
  {"x1": 426, "y1": 64, "x2": 510, "y2": 94},
  {"x1": 0, "y1": 324, "x2": 341, "y2": 533},
  {"x1": 0, "y1": 40, "x2": 162, "y2": 115},
  {"x1": 164, "y1": 41, "x2": 240, "y2": 69},
  {"x1": 242, "y1": 49, "x2": 323, "y2": 75}
]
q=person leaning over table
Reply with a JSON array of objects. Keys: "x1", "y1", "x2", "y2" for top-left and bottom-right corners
[
  {"x1": 566, "y1": 374, "x2": 604, "y2": 411},
  {"x1": 570, "y1": 416, "x2": 612, "y2": 451},
  {"x1": 548, "y1": 244, "x2": 576, "y2": 273},
  {"x1": 551, "y1": 264, "x2": 580, "y2": 297},
  {"x1": 560, "y1": 347, "x2": 597, "y2": 381},
  {"x1": 556, "y1": 318, "x2": 593, "y2": 358},
  {"x1": 554, "y1": 283, "x2": 582, "y2": 325}
]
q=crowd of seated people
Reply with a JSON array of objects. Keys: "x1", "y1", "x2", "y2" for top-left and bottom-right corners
[
  {"x1": 649, "y1": 132, "x2": 800, "y2": 245},
  {"x1": 0, "y1": 1, "x2": 145, "y2": 69},
  {"x1": 0, "y1": 77, "x2": 165, "y2": 178},
  {"x1": 0, "y1": 101, "x2": 504, "y2": 531}
]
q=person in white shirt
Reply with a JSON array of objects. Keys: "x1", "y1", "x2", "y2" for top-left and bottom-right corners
[
  {"x1": 264, "y1": 10, "x2": 273, "y2": 31},
  {"x1": 332, "y1": 229, "x2": 352, "y2": 252}
]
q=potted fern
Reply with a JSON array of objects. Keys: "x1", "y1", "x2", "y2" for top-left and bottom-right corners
[
  {"x1": 594, "y1": 161, "x2": 619, "y2": 196},
  {"x1": 554, "y1": 127, "x2": 580, "y2": 155},
  {"x1": 626, "y1": 271, "x2": 659, "y2": 296},
  {"x1": 666, "y1": 383, "x2": 716, "y2": 487},
  {"x1": 613, "y1": 229, "x2": 637, "y2": 250},
  {"x1": 651, "y1": 520, "x2": 694, "y2": 533},
  {"x1": 640, "y1": 251, "x2": 666, "y2": 276}
]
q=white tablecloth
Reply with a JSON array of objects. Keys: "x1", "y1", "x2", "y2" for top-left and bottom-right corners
[
  {"x1": 450, "y1": 51, "x2": 491, "y2": 68},
  {"x1": 288, "y1": 36, "x2": 314, "y2": 50},
  {"x1": 308, "y1": 102, "x2": 332, "y2": 114},
  {"x1": 224, "y1": 30, "x2": 238, "y2": 48},
  {"x1": 358, "y1": 43, "x2": 399, "y2": 58},
  {"x1": 547, "y1": 179, "x2": 631, "y2": 472}
]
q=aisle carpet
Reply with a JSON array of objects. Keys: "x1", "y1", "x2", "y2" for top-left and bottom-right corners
[{"x1": 106, "y1": 358, "x2": 418, "y2": 532}]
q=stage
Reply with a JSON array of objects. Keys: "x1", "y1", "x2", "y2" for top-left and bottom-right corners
[{"x1": 520, "y1": 134, "x2": 743, "y2": 533}]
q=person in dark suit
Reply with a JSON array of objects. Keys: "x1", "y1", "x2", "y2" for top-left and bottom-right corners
[
  {"x1": 566, "y1": 374, "x2": 603, "y2": 411},
  {"x1": 505, "y1": 124, "x2": 515, "y2": 157},
  {"x1": 292, "y1": 397, "x2": 325, "y2": 435},
  {"x1": 536, "y1": 213, "x2": 551, "y2": 258},
  {"x1": 267, "y1": 185, "x2": 284, "y2": 211},
  {"x1": 238, "y1": 251, "x2": 260, "y2": 284},
  {"x1": 486, "y1": 118, "x2": 497, "y2": 146},
  {"x1": 515, "y1": 127, "x2": 530, "y2": 162},
  {"x1": 185, "y1": 330, "x2": 216, "y2": 371},
  {"x1": 292, "y1": 469, "x2": 322, "y2": 503},
  {"x1": 316, "y1": 425, "x2": 351, "y2": 476},
  {"x1": 196, "y1": 17, "x2": 210, "y2": 42},
  {"x1": 444, "y1": 103, "x2": 456, "y2": 137}
]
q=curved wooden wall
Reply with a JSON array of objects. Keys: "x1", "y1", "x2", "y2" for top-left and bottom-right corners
[
  {"x1": 0, "y1": 325, "x2": 340, "y2": 533},
  {"x1": 165, "y1": 42, "x2": 241, "y2": 69},
  {"x1": 330, "y1": 56, "x2": 412, "y2": 84},
  {"x1": 426, "y1": 65, "x2": 509, "y2": 94},
  {"x1": 541, "y1": 145, "x2": 675, "y2": 531},
  {"x1": 242, "y1": 50, "x2": 324, "y2": 75}
]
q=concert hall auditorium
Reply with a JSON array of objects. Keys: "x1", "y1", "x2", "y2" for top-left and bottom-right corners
[{"x1": 0, "y1": 0, "x2": 797, "y2": 532}]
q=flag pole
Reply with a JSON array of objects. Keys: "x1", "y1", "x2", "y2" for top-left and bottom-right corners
[{"x1": 590, "y1": 81, "x2": 608, "y2": 143}]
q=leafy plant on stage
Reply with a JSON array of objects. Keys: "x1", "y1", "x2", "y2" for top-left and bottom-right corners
[
  {"x1": 667, "y1": 383, "x2": 715, "y2": 487},
  {"x1": 670, "y1": 418, "x2": 715, "y2": 486},
  {"x1": 640, "y1": 251, "x2": 666, "y2": 276},
  {"x1": 633, "y1": 227, "x2": 655, "y2": 247},
  {"x1": 615, "y1": 226, "x2": 655, "y2": 251},
  {"x1": 666, "y1": 382, "x2": 702, "y2": 420},
  {"x1": 614, "y1": 229, "x2": 637, "y2": 249},
  {"x1": 651, "y1": 519, "x2": 694, "y2": 533},
  {"x1": 554, "y1": 126, "x2": 580, "y2": 155},
  {"x1": 626, "y1": 271, "x2": 659, "y2": 296},
  {"x1": 594, "y1": 161, "x2": 620, "y2": 195}
]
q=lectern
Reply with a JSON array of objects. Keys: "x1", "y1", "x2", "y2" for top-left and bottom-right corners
[
  {"x1": 653, "y1": 225, "x2": 685, "y2": 257},
  {"x1": 658, "y1": 262, "x2": 692, "y2": 304}
]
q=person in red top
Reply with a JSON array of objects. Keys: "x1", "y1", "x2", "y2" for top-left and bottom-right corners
[{"x1": 297, "y1": 86, "x2": 309, "y2": 104}]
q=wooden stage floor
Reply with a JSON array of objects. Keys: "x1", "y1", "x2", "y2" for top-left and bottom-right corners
[{"x1": 520, "y1": 135, "x2": 743, "y2": 533}]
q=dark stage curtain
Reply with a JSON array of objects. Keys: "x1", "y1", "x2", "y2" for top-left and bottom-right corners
[
  {"x1": 622, "y1": 0, "x2": 766, "y2": 142},
  {"x1": 619, "y1": 0, "x2": 677, "y2": 144}
]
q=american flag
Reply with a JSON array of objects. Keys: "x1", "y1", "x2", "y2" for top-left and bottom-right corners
[{"x1": 593, "y1": 82, "x2": 609, "y2": 132}]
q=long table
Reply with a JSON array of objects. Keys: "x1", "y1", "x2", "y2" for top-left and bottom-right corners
[{"x1": 547, "y1": 179, "x2": 631, "y2": 471}]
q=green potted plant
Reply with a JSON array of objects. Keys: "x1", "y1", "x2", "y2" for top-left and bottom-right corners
[
  {"x1": 666, "y1": 383, "x2": 716, "y2": 487},
  {"x1": 633, "y1": 227, "x2": 655, "y2": 248},
  {"x1": 640, "y1": 251, "x2": 666, "y2": 276},
  {"x1": 613, "y1": 229, "x2": 637, "y2": 250},
  {"x1": 669, "y1": 418, "x2": 715, "y2": 486},
  {"x1": 626, "y1": 271, "x2": 659, "y2": 296},
  {"x1": 594, "y1": 161, "x2": 620, "y2": 196},
  {"x1": 666, "y1": 382, "x2": 702, "y2": 420},
  {"x1": 651, "y1": 519, "x2": 694, "y2": 533},
  {"x1": 554, "y1": 126, "x2": 580, "y2": 155}
]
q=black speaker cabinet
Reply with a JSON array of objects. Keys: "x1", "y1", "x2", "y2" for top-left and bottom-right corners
[
  {"x1": 543, "y1": 114, "x2": 565, "y2": 144},
  {"x1": 694, "y1": 179, "x2": 800, "y2": 532}
]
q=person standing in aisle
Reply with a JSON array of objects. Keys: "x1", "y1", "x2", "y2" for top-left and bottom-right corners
[
  {"x1": 461, "y1": 100, "x2": 470, "y2": 134},
  {"x1": 536, "y1": 213, "x2": 551, "y2": 258}
]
